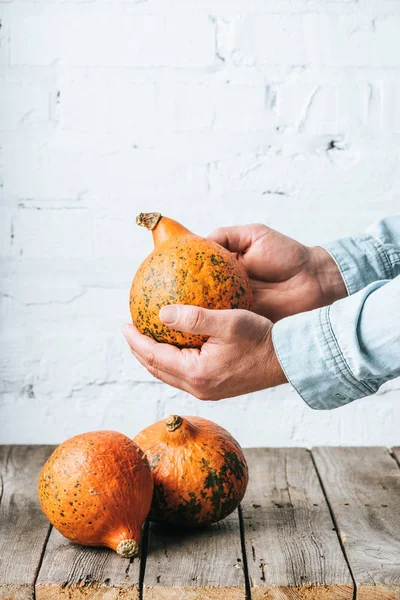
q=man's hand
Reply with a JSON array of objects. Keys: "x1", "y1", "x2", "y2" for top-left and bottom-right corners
[
  {"x1": 209, "y1": 224, "x2": 347, "y2": 322},
  {"x1": 122, "y1": 305, "x2": 286, "y2": 400}
]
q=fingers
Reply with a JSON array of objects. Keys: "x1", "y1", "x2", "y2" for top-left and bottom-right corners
[
  {"x1": 159, "y1": 305, "x2": 245, "y2": 339},
  {"x1": 122, "y1": 323, "x2": 198, "y2": 376},
  {"x1": 208, "y1": 226, "x2": 253, "y2": 253},
  {"x1": 130, "y1": 349, "x2": 194, "y2": 395},
  {"x1": 122, "y1": 323, "x2": 213, "y2": 400}
]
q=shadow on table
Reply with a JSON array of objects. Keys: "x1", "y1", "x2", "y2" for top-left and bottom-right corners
[{"x1": 146, "y1": 513, "x2": 239, "y2": 556}]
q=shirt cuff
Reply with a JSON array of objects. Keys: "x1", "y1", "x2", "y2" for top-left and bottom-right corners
[
  {"x1": 271, "y1": 306, "x2": 374, "y2": 410},
  {"x1": 321, "y1": 234, "x2": 393, "y2": 296}
]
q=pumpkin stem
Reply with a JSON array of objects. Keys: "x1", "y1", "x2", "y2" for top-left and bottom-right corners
[
  {"x1": 116, "y1": 539, "x2": 139, "y2": 558},
  {"x1": 136, "y1": 212, "x2": 162, "y2": 231},
  {"x1": 165, "y1": 415, "x2": 183, "y2": 432}
]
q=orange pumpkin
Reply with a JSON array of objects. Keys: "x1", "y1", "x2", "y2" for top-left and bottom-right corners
[
  {"x1": 38, "y1": 431, "x2": 153, "y2": 557},
  {"x1": 130, "y1": 213, "x2": 253, "y2": 348},
  {"x1": 133, "y1": 415, "x2": 248, "y2": 526}
]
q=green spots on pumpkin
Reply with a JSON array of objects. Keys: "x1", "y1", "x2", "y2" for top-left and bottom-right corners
[
  {"x1": 173, "y1": 492, "x2": 203, "y2": 524},
  {"x1": 201, "y1": 458, "x2": 227, "y2": 521},
  {"x1": 224, "y1": 451, "x2": 247, "y2": 480}
]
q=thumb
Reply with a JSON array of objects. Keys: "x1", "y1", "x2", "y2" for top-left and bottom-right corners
[{"x1": 159, "y1": 305, "x2": 244, "y2": 339}]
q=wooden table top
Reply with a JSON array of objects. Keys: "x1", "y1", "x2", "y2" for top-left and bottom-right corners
[{"x1": 0, "y1": 446, "x2": 399, "y2": 599}]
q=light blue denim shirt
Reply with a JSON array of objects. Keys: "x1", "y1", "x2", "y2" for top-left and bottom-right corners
[{"x1": 272, "y1": 217, "x2": 400, "y2": 409}]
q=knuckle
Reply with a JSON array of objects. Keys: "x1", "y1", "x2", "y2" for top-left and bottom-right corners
[
  {"x1": 226, "y1": 313, "x2": 242, "y2": 338},
  {"x1": 145, "y1": 351, "x2": 158, "y2": 370},
  {"x1": 190, "y1": 374, "x2": 205, "y2": 389},
  {"x1": 189, "y1": 367, "x2": 209, "y2": 392},
  {"x1": 228, "y1": 310, "x2": 254, "y2": 338},
  {"x1": 186, "y1": 308, "x2": 202, "y2": 332},
  {"x1": 212, "y1": 227, "x2": 224, "y2": 240}
]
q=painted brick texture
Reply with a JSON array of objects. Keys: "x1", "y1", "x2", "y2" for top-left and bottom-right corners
[{"x1": 0, "y1": 0, "x2": 399, "y2": 445}]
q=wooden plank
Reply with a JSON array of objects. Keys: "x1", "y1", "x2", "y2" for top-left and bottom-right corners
[
  {"x1": 143, "y1": 510, "x2": 246, "y2": 599},
  {"x1": 313, "y1": 447, "x2": 400, "y2": 599},
  {"x1": 36, "y1": 527, "x2": 142, "y2": 600},
  {"x1": 0, "y1": 445, "x2": 54, "y2": 600},
  {"x1": 242, "y1": 448, "x2": 354, "y2": 599}
]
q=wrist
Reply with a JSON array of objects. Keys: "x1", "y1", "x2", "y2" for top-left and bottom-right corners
[
  {"x1": 309, "y1": 246, "x2": 348, "y2": 305},
  {"x1": 264, "y1": 326, "x2": 287, "y2": 387}
]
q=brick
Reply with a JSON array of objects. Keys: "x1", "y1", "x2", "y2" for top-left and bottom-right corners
[
  {"x1": 277, "y1": 83, "x2": 337, "y2": 133},
  {"x1": 227, "y1": 15, "x2": 307, "y2": 66},
  {"x1": 0, "y1": 208, "x2": 13, "y2": 257},
  {"x1": 38, "y1": 332, "x2": 119, "y2": 393},
  {"x1": 277, "y1": 82, "x2": 369, "y2": 134},
  {"x1": 94, "y1": 217, "x2": 146, "y2": 258},
  {"x1": 14, "y1": 208, "x2": 93, "y2": 258},
  {"x1": 0, "y1": 80, "x2": 52, "y2": 131},
  {"x1": 382, "y1": 82, "x2": 400, "y2": 133},
  {"x1": 158, "y1": 83, "x2": 215, "y2": 132},
  {"x1": 11, "y1": 14, "x2": 215, "y2": 67},
  {"x1": 3, "y1": 142, "x2": 94, "y2": 199},
  {"x1": 5, "y1": 269, "x2": 85, "y2": 305},
  {"x1": 337, "y1": 82, "x2": 370, "y2": 130},
  {"x1": 304, "y1": 14, "x2": 400, "y2": 67},
  {"x1": 88, "y1": 149, "x2": 209, "y2": 198},
  {"x1": 9, "y1": 16, "x2": 62, "y2": 66},
  {"x1": 60, "y1": 77, "x2": 157, "y2": 133},
  {"x1": 214, "y1": 83, "x2": 268, "y2": 131}
]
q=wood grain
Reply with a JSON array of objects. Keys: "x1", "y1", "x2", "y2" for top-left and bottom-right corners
[
  {"x1": 313, "y1": 447, "x2": 400, "y2": 600},
  {"x1": 143, "y1": 511, "x2": 246, "y2": 599},
  {"x1": 0, "y1": 445, "x2": 54, "y2": 600},
  {"x1": 242, "y1": 448, "x2": 353, "y2": 600},
  {"x1": 35, "y1": 527, "x2": 142, "y2": 600}
]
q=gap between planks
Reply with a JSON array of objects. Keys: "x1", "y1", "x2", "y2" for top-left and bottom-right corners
[
  {"x1": 312, "y1": 447, "x2": 400, "y2": 600},
  {"x1": 241, "y1": 448, "x2": 354, "y2": 600},
  {"x1": 3, "y1": 446, "x2": 399, "y2": 600}
]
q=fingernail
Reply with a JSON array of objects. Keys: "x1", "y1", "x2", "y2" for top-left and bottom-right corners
[{"x1": 159, "y1": 305, "x2": 178, "y2": 324}]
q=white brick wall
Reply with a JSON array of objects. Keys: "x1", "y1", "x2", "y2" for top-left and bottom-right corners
[{"x1": 1, "y1": 0, "x2": 399, "y2": 446}]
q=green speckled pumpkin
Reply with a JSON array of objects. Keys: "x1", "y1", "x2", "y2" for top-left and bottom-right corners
[
  {"x1": 130, "y1": 213, "x2": 253, "y2": 348},
  {"x1": 133, "y1": 415, "x2": 249, "y2": 527},
  {"x1": 37, "y1": 431, "x2": 153, "y2": 557}
]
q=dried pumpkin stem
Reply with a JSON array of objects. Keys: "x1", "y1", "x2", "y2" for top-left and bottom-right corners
[
  {"x1": 165, "y1": 415, "x2": 183, "y2": 432},
  {"x1": 136, "y1": 212, "x2": 162, "y2": 231},
  {"x1": 116, "y1": 539, "x2": 139, "y2": 558}
]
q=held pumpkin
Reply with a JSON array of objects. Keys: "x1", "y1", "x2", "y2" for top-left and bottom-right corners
[
  {"x1": 133, "y1": 415, "x2": 248, "y2": 527},
  {"x1": 38, "y1": 431, "x2": 153, "y2": 557},
  {"x1": 130, "y1": 213, "x2": 253, "y2": 348}
]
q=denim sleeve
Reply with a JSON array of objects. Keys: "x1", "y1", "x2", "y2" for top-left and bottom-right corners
[
  {"x1": 321, "y1": 216, "x2": 400, "y2": 295},
  {"x1": 271, "y1": 216, "x2": 400, "y2": 410}
]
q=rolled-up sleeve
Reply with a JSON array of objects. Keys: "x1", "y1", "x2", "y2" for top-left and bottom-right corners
[
  {"x1": 322, "y1": 216, "x2": 400, "y2": 295},
  {"x1": 271, "y1": 216, "x2": 400, "y2": 410}
]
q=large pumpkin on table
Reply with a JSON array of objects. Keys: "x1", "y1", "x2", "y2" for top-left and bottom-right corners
[
  {"x1": 38, "y1": 431, "x2": 153, "y2": 557},
  {"x1": 133, "y1": 415, "x2": 249, "y2": 527},
  {"x1": 130, "y1": 212, "x2": 253, "y2": 348}
]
